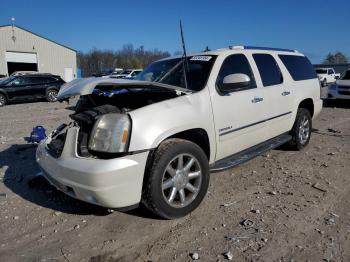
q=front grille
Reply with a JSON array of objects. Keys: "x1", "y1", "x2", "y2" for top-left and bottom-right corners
[
  {"x1": 338, "y1": 85, "x2": 350, "y2": 90},
  {"x1": 47, "y1": 125, "x2": 68, "y2": 158},
  {"x1": 338, "y1": 91, "x2": 350, "y2": 96}
]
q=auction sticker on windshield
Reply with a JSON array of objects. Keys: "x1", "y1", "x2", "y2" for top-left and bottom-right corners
[{"x1": 190, "y1": 56, "x2": 212, "y2": 61}]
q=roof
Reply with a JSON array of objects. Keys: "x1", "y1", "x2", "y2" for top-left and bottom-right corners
[
  {"x1": 0, "y1": 25, "x2": 76, "y2": 52},
  {"x1": 158, "y1": 45, "x2": 301, "y2": 62}
]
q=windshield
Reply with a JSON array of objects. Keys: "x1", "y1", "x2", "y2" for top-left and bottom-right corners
[
  {"x1": 1, "y1": 76, "x2": 16, "y2": 85},
  {"x1": 136, "y1": 55, "x2": 217, "y2": 91},
  {"x1": 341, "y1": 70, "x2": 350, "y2": 80},
  {"x1": 316, "y1": 69, "x2": 327, "y2": 74}
]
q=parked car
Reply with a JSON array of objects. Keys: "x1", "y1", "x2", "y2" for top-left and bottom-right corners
[
  {"x1": 0, "y1": 74, "x2": 65, "y2": 106},
  {"x1": 110, "y1": 69, "x2": 142, "y2": 79},
  {"x1": 327, "y1": 68, "x2": 350, "y2": 100},
  {"x1": 92, "y1": 69, "x2": 114, "y2": 78},
  {"x1": 36, "y1": 46, "x2": 322, "y2": 219},
  {"x1": 315, "y1": 68, "x2": 340, "y2": 86}
]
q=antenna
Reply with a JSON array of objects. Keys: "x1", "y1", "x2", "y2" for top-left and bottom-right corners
[{"x1": 180, "y1": 20, "x2": 189, "y2": 90}]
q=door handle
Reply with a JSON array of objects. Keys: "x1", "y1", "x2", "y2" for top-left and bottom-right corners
[
  {"x1": 281, "y1": 91, "x2": 291, "y2": 96},
  {"x1": 251, "y1": 97, "x2": 264, "y2": 103}
]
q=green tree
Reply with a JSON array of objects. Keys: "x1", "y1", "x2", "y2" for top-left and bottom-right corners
[{"x1": 323, "y1": 51, "x2": 348, "y2": 64}]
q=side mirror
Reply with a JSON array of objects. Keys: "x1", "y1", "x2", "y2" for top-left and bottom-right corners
[{"x1": 220, "y1": 73, "x2": 251, "y2": 93}]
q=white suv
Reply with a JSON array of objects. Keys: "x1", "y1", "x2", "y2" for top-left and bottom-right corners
[
  {"x1": 36, "y1": 46, "x2": 322, "y2": 219},
  {"x1": 328, "y1": 69, "x2": 350, "y2": 100},
  {"x1": 316, "y1": 67, "x2": 340, "y2": 86}
]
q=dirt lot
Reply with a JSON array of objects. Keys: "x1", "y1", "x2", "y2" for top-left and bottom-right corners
[{"x1": 0, "y1": 96, "x2": 349, "y2": 262}]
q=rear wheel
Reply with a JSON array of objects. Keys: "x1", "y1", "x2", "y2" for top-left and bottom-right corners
[
  {"x1": 142, "y1": 139, "x2": 209, "y2": 219},
  {"x1": 0, "y1": 93, "x2": 7, "y2": 107},
  {"x1": 46, "y1": 89, "x2": 58, "y2": 102},
  {"x1": 288, "y1": 108, "x2": 312, "y2": 150}
]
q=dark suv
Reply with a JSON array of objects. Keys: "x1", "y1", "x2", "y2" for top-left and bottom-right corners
[{"x1": 0, "y1": 74, "x2": 65, "y2": 107}]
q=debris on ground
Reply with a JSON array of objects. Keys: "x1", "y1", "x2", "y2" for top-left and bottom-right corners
[
  {"x1": 327, "y1": 128, "x2": 341, "y2": 134},
  {"x1": 312, "y1": 183, "x2": 328, "y2": 192},
  {"x1": 223, "y1": 251, "x2": 233, "y2": 260},
  {"x1": 190, "y1": 252, "x2": 199, "y2": 260},
  {"x1": 240, "y1": 219, "x2": 255, "y2": 229}
]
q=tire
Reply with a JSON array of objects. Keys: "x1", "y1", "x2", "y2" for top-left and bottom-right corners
[
  {"x1": 288, "y1": 108, "x2": 312, "y2": 150},
  {"x1": 142, "y1": 138, "x2": 209, "y2": 219},
  {"x1": 46, "y1": 89, "x2": 58, "y2": 102},
  {"x1": 0, "y1": 93, "x2": 7, "y2": 107}
]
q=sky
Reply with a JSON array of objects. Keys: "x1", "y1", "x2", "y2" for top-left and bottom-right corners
[{"x1": 1, "y1": 0, "x2": 349, "y2": 63}]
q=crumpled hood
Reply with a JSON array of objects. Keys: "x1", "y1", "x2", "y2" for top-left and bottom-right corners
[{"x1": 58, "y1": 78, "x2": 191, "y2": 99}]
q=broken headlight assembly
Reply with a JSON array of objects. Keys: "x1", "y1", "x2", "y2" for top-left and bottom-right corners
[{"x1": 88, "y1": 113, "x2": 131, "y2": 153}]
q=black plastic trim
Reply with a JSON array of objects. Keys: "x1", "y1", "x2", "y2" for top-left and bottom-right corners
[{"x1": 219, "y1": 111, "x2": 292, "y2": 136}]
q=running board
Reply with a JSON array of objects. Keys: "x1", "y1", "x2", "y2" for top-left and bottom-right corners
[{"x1": 210, "y1": 134, "x2": 292, "y2": 173}]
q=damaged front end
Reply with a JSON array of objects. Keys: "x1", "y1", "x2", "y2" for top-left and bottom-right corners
[{"x1": 47, "y1": 78, "x2": 189, "y2": 159}]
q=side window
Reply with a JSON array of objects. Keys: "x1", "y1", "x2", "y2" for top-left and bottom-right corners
[
  {"x1": 252, "y1": 54, "x2": 283, "y2": 86},
  {"x1": 328, "y1": 69, "x2": 334, "y2": 75},
  {"x1": 278, "y1": 55, "x2": 317, "y2": 81},
  {"x1": 11, "y1": 77, "x2": 30, "y2": 86},
  {"x1": 216, "y1": 54, "x2": 256, "y2": 93}
]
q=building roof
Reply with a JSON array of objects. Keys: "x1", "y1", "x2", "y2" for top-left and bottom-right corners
[{"x1": 0, "y1": 24, "x2": 76, "y2": 53}]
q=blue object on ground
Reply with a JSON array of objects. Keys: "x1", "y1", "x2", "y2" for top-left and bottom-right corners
[{"x1": 30, "y1": 126, "x2": 46, "y2": 143}]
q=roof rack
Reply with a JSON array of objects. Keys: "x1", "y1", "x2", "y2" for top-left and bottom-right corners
[{"x1": 229, "y1": 45, "x2": 296, "y2": 52}]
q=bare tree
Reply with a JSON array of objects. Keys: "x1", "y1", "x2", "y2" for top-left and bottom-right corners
[
  {"x1": 78, "y1": 45, "x2": 170, "y2": 77},
  {"x1": 323, "y1": 51, "x2": 348, "y2": 64}
]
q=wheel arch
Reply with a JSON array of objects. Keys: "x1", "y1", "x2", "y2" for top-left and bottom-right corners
[{"x1": 298, "y1": 98, "x2": 314, "y2": 117}]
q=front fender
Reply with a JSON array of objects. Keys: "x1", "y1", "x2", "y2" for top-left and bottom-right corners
[
  {"x1": 128, "y1": 90, "x2": 216, "y2": 163},
  {"x1": 0, "y1": 88, "x2": 9, "y2": 99}
]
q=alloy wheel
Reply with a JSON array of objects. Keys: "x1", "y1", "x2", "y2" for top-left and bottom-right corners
[
  {"x1": 161, "y1": 154, "x2": 202, "y2": 208},
  {"x1": 298, "y1": 115, "x2": 310, "y2": 145}
]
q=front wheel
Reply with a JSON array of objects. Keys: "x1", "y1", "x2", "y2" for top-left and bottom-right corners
[
  {"x1": 0, "y1": 93, "x2": 7, "y2": 107},
  {"x1": 288, "y1": 108, "x2": 312, "y2": 150},
  {"x1": 142, "y1": 139, "x2": 209, "y2": 219},
  {"x1": 46, "y1": 89, "x2": 58, "y2": 102}
]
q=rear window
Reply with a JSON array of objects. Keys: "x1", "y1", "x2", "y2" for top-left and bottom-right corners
[
  {"x1": 253, "y1": 54, "x2": 283, "y2": 86},
  {"x1": 279, "y1": 55, "x2": 317, "y2": 81}
]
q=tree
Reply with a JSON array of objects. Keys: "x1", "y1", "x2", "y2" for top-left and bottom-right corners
[
  {"x1": 323, "y1": 51, "x2": 348, "y2": 64},
  {"x1": 77, "y1": 45, "x2": 171, "y2": 77}
]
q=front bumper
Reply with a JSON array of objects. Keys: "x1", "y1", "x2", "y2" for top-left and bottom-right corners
[
  {"x1": 36, "y1": 126, "x2": 149, "y2": 208},
  {"x1": 328, "y1": 88, "x2": 350, "y2": 99}
]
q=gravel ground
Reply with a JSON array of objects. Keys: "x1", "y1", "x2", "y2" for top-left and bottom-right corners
[{"x1": 0, "y1": 95, "x2": 349, "y2": 262}]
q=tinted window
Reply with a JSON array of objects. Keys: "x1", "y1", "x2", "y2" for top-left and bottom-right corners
[
  {"x1": 11, "y1": 76, "x2": 32, "y2": 85},
  {"x1": 137, "y1": 56, "x2": 217, "y2": 91},
  {"x1": 328, "y1": 69, "x2": 334, "y2": 74},
  {"x1": 341, "y1": 70, "x2": 350, "y2": 80},
  {"x1": 279, "y1": 55, "x2": 317, "y2": 81},
  {"x1": 316, "y1": 69, "x2": 327, "y2": 74},
  {"x1": 217, "y1": 54, "x2": 256, "y2": 92},
  {"x1": 253, "y1": 54, "x2": 283, "y2": 86}
]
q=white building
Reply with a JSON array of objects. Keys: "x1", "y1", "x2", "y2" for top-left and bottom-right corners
[{"x1": 0, "y1": 25, "x2": 76, "y2": 82}]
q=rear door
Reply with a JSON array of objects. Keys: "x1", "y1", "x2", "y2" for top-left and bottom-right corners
[
  {"x1": 210, "y1": 53, "x2": 267, "y2": 160},
  {"x1": 251, "y1": 53, "x2": 293, "y2": 139}
]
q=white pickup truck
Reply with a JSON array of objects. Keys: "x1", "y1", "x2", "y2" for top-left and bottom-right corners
[
  {"x1": 36, "y1": 46, "x2": 322, "y2": 219},
  {"x1": 316, "y1": 68, "x2": 340, "y2": 86}
]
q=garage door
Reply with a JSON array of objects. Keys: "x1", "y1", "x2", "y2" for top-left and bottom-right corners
[
  {"x1": 5, "y1": 52, "x2": 38, "y2": 75},
  {"x1": 5, "y1": 52, "x2": 37, "y2": 63}
]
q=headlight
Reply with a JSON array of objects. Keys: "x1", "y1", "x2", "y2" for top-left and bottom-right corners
[{"x1": 88, "y1": 113, "x2": 131, "y2": 153}]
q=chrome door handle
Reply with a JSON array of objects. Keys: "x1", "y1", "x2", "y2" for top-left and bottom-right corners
[
  {"x1": 281, "y1": 91, "x2": 291, "y2": 96},
  {"x1": 251, "y1": 97, "x2": 264, "y2": 103}
]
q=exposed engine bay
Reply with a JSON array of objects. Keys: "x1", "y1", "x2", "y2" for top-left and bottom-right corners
[{"x1": 47, "y1": 85, "x2": 182, "y2": 159}]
